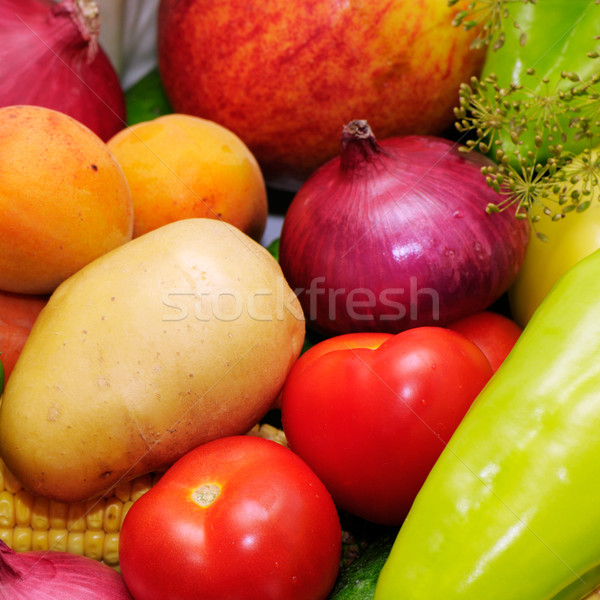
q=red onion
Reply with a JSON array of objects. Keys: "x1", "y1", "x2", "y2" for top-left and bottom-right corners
[
  {"x1": 279, "y1": 120, "x2": 530, "y2": 335},
  {"x1": 0, "y1": 0, "x2": 126, "y2": 142},
  {"x1": 0, "y1": 540, "x2": 133, "y2": 599}
]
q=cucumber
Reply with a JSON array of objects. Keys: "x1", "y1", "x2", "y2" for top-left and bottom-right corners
[{"x1": 328, "y1": 526, "x2": 399, "y2": 600}]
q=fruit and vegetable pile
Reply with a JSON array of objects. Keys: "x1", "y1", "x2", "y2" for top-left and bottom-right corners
[{"x1": 0, "y1": 0, "x2": 599, "y2": 599}]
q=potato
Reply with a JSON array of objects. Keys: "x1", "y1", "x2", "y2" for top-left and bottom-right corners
[{"x1": 0, "y1": 219, "x2": 305, "y2": 502}]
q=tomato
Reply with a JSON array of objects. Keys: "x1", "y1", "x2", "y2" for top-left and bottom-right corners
[
  {"x1": 288, "y1": 331, "x2": 394, "y2": 381},
  {"x1": 447, "y1": 311, "x2": 522, "y2": 372},
  {"x1": 281, "y1": 327, "x2": 493, "y2": 526},
  {"x1": 0, "y1": 290, "x2": 47, "y2": 382},
  {"x1": 118, "y1": 435, "x2": 342, "y2": 600},
  {"x1": 271, "y1": 331, "x2": 392, "y2": 409}
]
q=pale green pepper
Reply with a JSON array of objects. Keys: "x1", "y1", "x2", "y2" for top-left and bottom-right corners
[{"x1": 374, "y1": 245, "x2": 600, "y2": 599}]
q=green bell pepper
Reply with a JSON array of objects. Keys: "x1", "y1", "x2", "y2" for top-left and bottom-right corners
[{"x1": 374, "y1": 245, "x2": 600, "y2": 599}]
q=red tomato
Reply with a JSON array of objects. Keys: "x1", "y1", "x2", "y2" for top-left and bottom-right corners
[
  {"x1": 281, "y1": 327, "x2": 493, "y2": 525},
  {"x1": 287, "y1": 331, "x2": 393, "y2": 385},
  {"x1": 272, "y1": 332, "x2": 392, "y2": 409},
  {"x1": 0, "y1": 290, "x2": 47, "y2": 382},
  {"x1": 118, "y1": 435, "x2": 342, "y2": 600},
  {"x1": 447, "y1": 310, "x2": 522, "y2": 372}
]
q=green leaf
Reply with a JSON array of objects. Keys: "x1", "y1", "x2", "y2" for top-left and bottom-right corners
[
  {"x1": 266, "y1": 237, "x2": 280, "y2": 262},
  {"x1": 125, "y1": 68, "x2": 173, "y2": 126}
]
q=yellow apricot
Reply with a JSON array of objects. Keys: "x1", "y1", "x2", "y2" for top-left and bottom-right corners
[{"x1": 107, "y1": 114, "x2": 268, "y2": 241}]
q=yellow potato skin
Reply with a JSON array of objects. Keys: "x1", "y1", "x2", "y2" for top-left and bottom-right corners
[{"x1": 0, "y1": 219, "x2": 304, "y2": 503}]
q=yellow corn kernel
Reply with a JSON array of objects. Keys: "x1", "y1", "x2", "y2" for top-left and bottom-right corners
[
  {"x1": 0, "y1": 458, "x2": 156, "y2": 568},
  {"x1": 112, "y1": 479, "x2": 133, "y2": 504},
  {"x1": 12, "y1": 526, "x2": 32, "y2": 552},
  {"x1": 250, "y1": 423, "x2": 288, "y2": 447},
  {"x1": 49, "y1": 500, "x2": 68, "y2": 530},
  {"x1": 0, "y1": 490, "x2": 15, "y2": 528},
  {"x1": 103, "y1": 532, "x2": 120, "y2": 567},
  {"x1": 31, "y1": 495, "x2": 51, "y2": 531},
  {"x1": 103, "y1": 497, "x2": 123, "y2": 533},
  {"x1": 0, "y1": 528, "x2": 13, "y2": 546},
  {"x1": 32, "y1": 529, "x2": 49, "y2": 551},
  {"x1": 67, "y1": 531, "x2": 84, "y2": 556},
  {"x1": 120, "y1": 500, "x2": 134, "y2": 529},
  {"x1": 84, "y1": 529, "x2": 105, "y2": 561},
  {"x1": 48, "y1": 528, "x2": 68, "y2": 552},
  {"x1": 131, "y1": 474, "x2": 153, "y2": 501},
  {"x1": 14, "y1": 489, "x2": 34, "y2": 527},
  {"x1": 85, "y1": 497, "x2": 106, "y2": 531},
  {"x1": 66, "y1": 501, "x2": 87, "y2": 532}
]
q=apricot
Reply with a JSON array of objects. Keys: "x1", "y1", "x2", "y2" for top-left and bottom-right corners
[
  {"x1": 106, "y1": 114, "x2": 268, "y2": 240},
  {"x1": 0, "y1": 105, "x2": 133, "y2": 295}
]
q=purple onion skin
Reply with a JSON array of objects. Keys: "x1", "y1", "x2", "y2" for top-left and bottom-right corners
[
  {"x1": 279, "y1": 126, "x2": 530, "y2": 335},
  {"x1": 0, "y1": 0, "x2": 126, "y2": 142},
  {"x1": 0, "y1": 540, "x2": 133, "y2": 600}
]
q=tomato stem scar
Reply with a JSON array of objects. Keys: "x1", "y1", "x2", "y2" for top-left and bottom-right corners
[{"x1": 192, "y1": 483, "x2": 221, "y2": 507}]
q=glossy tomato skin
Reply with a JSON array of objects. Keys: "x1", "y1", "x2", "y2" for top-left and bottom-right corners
[
  {"x1": 287, "y1": 331, "x2": 394, "y2": 383},
  {"x1": 272, "y1": 332, "x2": 392, "y2": 409},
  {"x1": 119, "y1": 436, "x2": 341, "y2": 600},
  {"x1": 281, "y1": 327, "x2": 493, "y2": 525},
  {"x1": 447, "y1": 310, "x2": 522, "y2": 372}
]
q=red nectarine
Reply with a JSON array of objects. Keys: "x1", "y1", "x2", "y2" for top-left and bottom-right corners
[{"x1": 158, "y1": 0, "x2": 485, "y2": 185}]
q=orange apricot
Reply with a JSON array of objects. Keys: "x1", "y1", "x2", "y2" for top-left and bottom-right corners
[
  {"x1": 0, "y1": 105, "x2": 133, "y2": 295},
  {"x1": 106, "y1": 113, "x2": 268, "y2": 240}
]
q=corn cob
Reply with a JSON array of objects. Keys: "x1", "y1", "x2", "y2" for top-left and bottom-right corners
[
  {"x1": 0, "y1": 458, "x2": 162, "y2": 568},
  {"x1": 0, "y1": 423, "x2": 287, "y2": 569}
]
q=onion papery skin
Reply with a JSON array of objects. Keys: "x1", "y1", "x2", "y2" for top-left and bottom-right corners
[
  {"x1": 279, "y1": 124, "x2": 530, "y2": 336},
  {"x1": 0, "y1": 0, "x2": 126, "y2": 142},
  {"x1": 0, "y1": 541, "x2": 133, "y2": 599}
]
